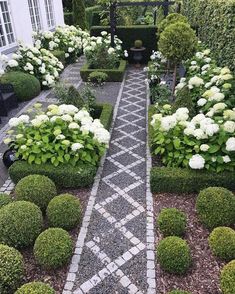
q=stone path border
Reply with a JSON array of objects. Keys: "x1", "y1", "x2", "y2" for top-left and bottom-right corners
[{"x1": 63, "y1": 68, "x2": 156, "y2": 294}]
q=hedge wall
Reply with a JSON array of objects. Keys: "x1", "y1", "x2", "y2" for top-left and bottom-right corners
[
  {"x1": 90, "y1": 25, "x2": 158, "y2": 64},
  {"x1": 85, "y1": 6, "x2": 101, "y2": 28},
  {"x1": 151, "y1": 167, "x2": 235, "y2": 194},
  {"x1": 182, "y1": 0, "x2": 235, "y2": 72},
  {"x1": 64, "y1": 12, "x2": 73, "y2": 25}
]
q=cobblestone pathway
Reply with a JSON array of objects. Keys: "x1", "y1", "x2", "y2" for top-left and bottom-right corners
[{"x1": 63, "y1": 68, "x2": 156, "y2": 294}]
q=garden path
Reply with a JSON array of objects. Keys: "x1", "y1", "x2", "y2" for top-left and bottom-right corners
[{"x1": 63, "y1": 68, "x2": 156, "y2": 294}]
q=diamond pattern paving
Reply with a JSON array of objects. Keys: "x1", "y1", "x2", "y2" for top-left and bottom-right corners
[{"x1": 64, "y1": 69, "x2": 156, "y2": 294}]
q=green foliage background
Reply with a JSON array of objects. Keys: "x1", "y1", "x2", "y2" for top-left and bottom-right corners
[{"x1": 182, "y1": 0, "x2": 235, "y2": 72}]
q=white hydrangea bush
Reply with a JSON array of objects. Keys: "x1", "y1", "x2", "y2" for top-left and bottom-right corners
[
  {"x1": 4, "y1": 103, "x2": 110, "y2": 167},
  {"x1": 83, "y1": 31, "x2": 126, "y2": 69},
  {"x1": 2, "y1": 44, "x2": 64, "y2": 87},
  {"x1": 34, "y1": 25, "x2": 90, "y2": 63},
  {"x1": 151, "y1": 44, "x2": 235, "y2": 173}
]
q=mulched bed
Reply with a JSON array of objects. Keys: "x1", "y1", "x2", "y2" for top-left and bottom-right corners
[
  {"x1": 19, "y1": 187, "x2": 91, "y2": 293},
  {"x1": 154, "y1": 193, "x2": 225, "y2": 294}
]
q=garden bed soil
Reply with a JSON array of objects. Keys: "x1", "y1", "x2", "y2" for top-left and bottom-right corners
[
  {"x1": 154, "y1": 193, "x2": 224, "y2": 294},
  {"x1": 18, "y1": 187, "x2": 91, "y2": 293},
  {"x1": 80, "y1": 59, "x2": 127, "y2": 82}
]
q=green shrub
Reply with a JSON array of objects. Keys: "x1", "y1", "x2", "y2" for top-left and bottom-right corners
[
  {"x1": 158, "y1": 13, "x2": 188, "y2": 33},
  {"x1": 9, "y1": 161, "x2": 97, "y2": 188},
  {"x1": 96, "y1": 103, "x2": 113, "y2": 130},
  {"x1": 0, "y1": 244, "x2": 24, "y2": 294},
  {"x1": 0, "y1": 193, "x2": 12, "y2": 208},
  {"x1": 51, "y1": 50, "x2": 65, "y2": 64},
  {"x1": 90, "y1": 26, "x2": 157, "y2": 63},
  {"x1": 80, "y1": 60, "x2": 127, "y2": 82},
  {"x1": 209, "y1": 227, "x2": 235, "y2": 261},
  {"x1": 47, "y1": 194, "x2": 81, "y2": 230},
  {"x1": 15, "y1": 174, "x2": 57, "y2": 211},
  {"x1": 157, "y1": 236, "x2": 191, "y2": 275},
  {"x1": 53, "y1": 83, "x2": 85, "y2": 109},
  {"x1": 220, "y1": 260, "x2": 235, "y2": 294},
  {"x1": 159, "y1": 22, "x2": 197, "y2": 65},
  {"x1": 182, "y1": 0, "x2": 235, "y2": 72},
  {"x1": 0, "y1": 71, "x2": 41, "y2": 102},
  {"x1": 157, "y1": 208, "x2": 187, "y2": 237},
  {"x1": 134, "y1": 39, "x2": 143, "y2": 48},
  {"x1": 34, "y1": 228, "x2": 73, "y2": 269},
  {"x1": 73, "y1": 0, "x2": 86, "y2": 29},
  {"x1": 150, "y1": 167, "x2": 235, "y2": 194},
  {"x1": 64, "y1": 12, "x2": 73, "y2": 25},
  {"x1": 85, "y1": 5, "x2": 101, "y2": 29},
  {"x1": 196, "y1": 187, "x2": 235, "y2": 230},
  {"x1": 88, "y1": 71, "x2": 108, "y2": 85},
  {"x1": 168, "y1": 291, "x2": 191, "y2": 294},
  {"x1": 172, "y1": 86, "x2": 196, "y2": 117},
  {"x1": 0, "y1": 201, "x2": 43, "y2": 248},
  {"x1": 15, "y1": 282, "x2": 55, "y2": 294}
]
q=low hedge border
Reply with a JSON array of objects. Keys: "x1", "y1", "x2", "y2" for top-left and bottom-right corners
[
  {"x1": 80, "y1": 60, "x2": 127, "y2": 82},
  {"x1": 94, "y1": 103, "x2": 113, "y2": 130},
  {"x1": 9, "y1": 161, "x2": 97, "y2": 187},
  {"x1": 150, "y1": 167, "x2": 235, "y2": 194},
  {"x1": 9, "y1": 103, "x2": 113, "y2": 188}
]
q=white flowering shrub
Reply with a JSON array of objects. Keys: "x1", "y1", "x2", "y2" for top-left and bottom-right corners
[
  {"x1": 4, "y1": 104, "x2": 110, "y2": 167},
  {"x1": 34, "y1": 25, "x2": 90, "y2": 63},
  {"x1": 3, "y1": 44, "x2": 64, "y2": 87},
  {"x1": 151, "y1": 44, "x2": 235, "y2": 173},
  {"x1": 83, "y1": 31, "x2": 125, "y2": 69}
]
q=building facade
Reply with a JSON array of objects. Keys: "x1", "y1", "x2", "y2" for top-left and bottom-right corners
[{"x1": 0, "y1": 0, "x2": 64, "y2": 55}]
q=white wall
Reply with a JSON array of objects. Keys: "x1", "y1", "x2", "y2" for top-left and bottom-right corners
[{"x1": 0, "y1": 0, "x2": 64, "y2": 55}]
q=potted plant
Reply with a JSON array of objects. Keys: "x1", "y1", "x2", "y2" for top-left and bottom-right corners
[{"x1": 130, "y1": 39, "x2": 146, "y2": 67}]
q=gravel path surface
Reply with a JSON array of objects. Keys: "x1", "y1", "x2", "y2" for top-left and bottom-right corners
[{"x1": 63, "y1": 68, "x2": 156, "y2": 294}]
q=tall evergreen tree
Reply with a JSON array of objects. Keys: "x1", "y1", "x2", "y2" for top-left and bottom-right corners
[{"x1": 72, "y1": 0, "x2": 86, "y2": 29}]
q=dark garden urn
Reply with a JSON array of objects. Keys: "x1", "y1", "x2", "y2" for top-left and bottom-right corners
[
  {"x1": 130, "y1": 47, "x2": 146, "y2": 68},
  {"x1": 2, "y1": 148, "x2": 17, "y2": 168}
]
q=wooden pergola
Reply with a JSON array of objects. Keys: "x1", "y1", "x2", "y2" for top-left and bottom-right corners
[{"x1": 110, "y1": 0, "x2": 179, "y2": 46}]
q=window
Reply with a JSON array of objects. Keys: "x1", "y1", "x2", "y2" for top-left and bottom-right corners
[
  {"x1": 28, "y1": 0, "x2": 42, "y2": 31},
  {"x1": 45, "y1": 0, "x2": 55, "y2": 28},
  {"x1": 0, "y1": 1, "x2": 15, "y2": 48}
]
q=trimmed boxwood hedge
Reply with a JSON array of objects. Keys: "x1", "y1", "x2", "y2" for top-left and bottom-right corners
[
  {"x1": 0, "y1": 71, "x2": 41, "y2": 102},
  {"x1": 64, "y1": 12, "x2": 73, "y2": 25},
  {"x1": 85, "y1": 5, "x2": 101, "y2": 29},
  {"x1": 9, "y1": 161, "x2": 97, "y2": 188},
  {"x1": 150, "y1": 167, "x2": 235, "y2": 194},
  {"x1": 80, "y1": 60, "x2": 127, "y2": 82},
  {"x1": 93, "y1": 103, "x2": 113, "y2": 130},
  {"x1": 90, "y1": 25, "x2": 158, "y2": 64},
  {"x1": 182, "y1": 0, "x2": 235, "y2": 72}
]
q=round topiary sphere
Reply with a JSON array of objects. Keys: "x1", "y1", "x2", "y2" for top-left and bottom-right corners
[
  {"x1": 157, "y1": 208, "x2": 187, "y2": 237},
  {"x1": 196, "y1": 187, "x2": 235, "y2": 230},
  {"x1": 15, "y1": 282, "x2": 55, "y2": 294},
  {"x1": 0, "y1": 244, "x2": 24, "y2": 294},
  {"x1": 220, "y1": 260, "x2": 235, "y2": 294},
  {"x1": 0, "y1": 71, "x2": 41, "y2": 101},
  {"x1": 34, "y1": 228, "x2": 73, "y2": 269},
  {"x1": 168, "y1": 291, "x2": 191, "y2": 294},
  {"x1": 158, "y1": 13, "x2": 188, "y2": 33},
  {"x1": 209, "y1": 227, "x2": 235, "y2": 261},
  {"x1": 157, "y1": 236, "x2": 191, "y2": 275},
  {"x1": 0, "y1": 193, "x2": 12, "y2": 208},
  {"x1": 15, "y1": 174, "x2": 57, "y2": 212},
  {"x1": 159, "y1": 22, "x2": 198, "y2": 65},
  {"x1": 47, "y1": 194, "x2": 81, "y2": 230},
  {"x1": 0, "y1": 201, "x2": 43, "y2": 248}
]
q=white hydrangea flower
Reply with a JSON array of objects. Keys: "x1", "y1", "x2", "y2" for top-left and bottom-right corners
[
  {"x1": 68, "y1": 122, "x2": 80, "y2": 129},
  {"x1": 189, "y1": 154, "x2": 205, "y2": 169},
  {"x1": 197, "y1": 98, "x2": 207, "y2": 107},
  {"x1": 61, "y1": 114, "x2": 73, "y2": 122},
  {"x1": 223, "y1": 121, "x2": 235, "y2": 133},
  {"x1": 175, "y1": 108, "x2": 189, "y2": 122},
  {"x1": 213, "y1": 103, "x2": 227, "y2": 112},
  {"x1": 160, "y1": 115, "x2": 177, "y2": 131},
  {"x1": 200, "y1": 144, "x2": 210, "y2": 152},
  {"x1": 188, "y1": 76, "x2": 204, "y2": 88},
  {"x1": 225, "y1": 137, "x2": 235, "y2": 151},
  {"x1": 8, "y1": 59, "x2": 18, "y2": 67},
  {"x1": 223, "y1": 155, "x2": 231, "y2": 163},
  {"x1": 193, "y1": 129, "x2": 206, "y2": 140},
  {"x1": 71, "y1": 143, "x2": 84, "y2": 151}
]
